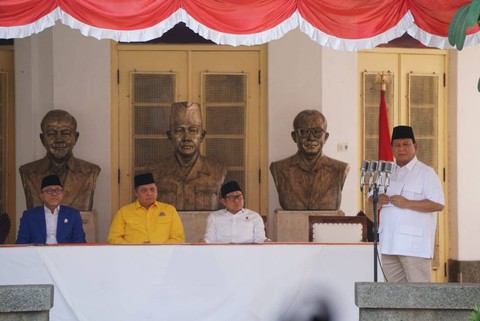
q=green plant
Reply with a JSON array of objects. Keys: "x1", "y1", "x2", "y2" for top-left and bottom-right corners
[
  {"x1": 469, "y1": 305, "x2": 480, "y2": 321},
  {"x1": 448, "y1": 0, "x2": 480, "y2": 50},
  {"x1": 448, "y1": 0, "x2": 480, "y2": 91}
]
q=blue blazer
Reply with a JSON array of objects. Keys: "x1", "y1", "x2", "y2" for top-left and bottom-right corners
[{"x1": 16, "y1": 205, "x2": 86, "y2": 244}]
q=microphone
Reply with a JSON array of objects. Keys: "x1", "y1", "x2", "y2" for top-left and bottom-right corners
[
  {"x1": 360, "y1": 160, "x2": 370, "y2": 191},
  {"x1": 383, "y1": 161, "x2": 394, "y2": 192},
  {"x1": 376, "y1": 160, "x2": 386, "y2": 186},
  {"x1": 367, "y1": 161, "x2": 378, "y2": 192}
]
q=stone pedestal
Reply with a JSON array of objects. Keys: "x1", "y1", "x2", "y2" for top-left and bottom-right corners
[
  {"x1": 178, "y1": 211, "x2": 210, "y2": 243},
  {"x1": 449, "y1": 259, "x2": 480, "y2": 282},
  {"x1": 0, "y1": 284, "x2": 54, "y2": 321},
  {"x1": 355, "y1": 282, "x2": 480, "y2": 321},
  {"x1": 271, "y1": 209, "x2": 344, "y2": 242},
  {"x1": 80, "y1": 210, "x2": 97, "y2": 243}
]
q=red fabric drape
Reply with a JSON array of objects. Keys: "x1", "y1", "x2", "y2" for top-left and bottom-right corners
[
  {"x1": 0, "y1": 0, "x2": 479, "y2": 50},
  {"x1": 378, "y1": 90, "x2": 394, "y2": 162},
  {"x1": 184, "y1": 0, "x2": 297, "y2": 34},
  {"x1": 298, "y1": 0, "x2": 409, "y2": 39},
  {"x1": 61, "y1": 0, "x2": 180, "y2": 30}
]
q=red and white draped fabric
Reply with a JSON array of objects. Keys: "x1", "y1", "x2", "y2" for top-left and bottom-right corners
[{"x1": 1, "y1": 0, "x2": 479, "y2": 51}]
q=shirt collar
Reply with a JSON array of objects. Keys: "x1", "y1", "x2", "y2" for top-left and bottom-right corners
[
  {"x1": 134, "y1": 200, "x2": 159, "y2": 210},
  {"x1": 44, "y1": 205, "x2": 60, "y2": 216},
  {"x1": 396, "y1": 156, "x2": 418, "y2": 171},
  {"x1": 224, "y1": 208, "x2": 244, "y2": 215}
]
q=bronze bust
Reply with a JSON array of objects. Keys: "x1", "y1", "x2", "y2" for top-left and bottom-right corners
[
  {"x1": 270, "y1": 110, "x2": 349, "y2": 210},
  {"x1": 19, "y1": 110, "x2": 101, "y2": 211},
  {"x1": 146, "y1": 102, "x2": 227, "y2": 211}
]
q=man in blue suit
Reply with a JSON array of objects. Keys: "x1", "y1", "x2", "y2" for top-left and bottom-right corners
[{"x1": 16, "y1": 174, "x2": 86, "y2": 244}]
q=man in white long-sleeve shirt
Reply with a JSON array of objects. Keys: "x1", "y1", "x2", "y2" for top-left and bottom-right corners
[
  {"x1": 376, "y1": 126, "x2": 444, "y2": 282},
  {"x1": 203, "y1": 181, "x2": 267, "y2": 243}
]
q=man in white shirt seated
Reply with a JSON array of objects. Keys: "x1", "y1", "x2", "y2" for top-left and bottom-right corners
[{"x1": 203, "y1": 181, "x2": 268, "y2": 244}]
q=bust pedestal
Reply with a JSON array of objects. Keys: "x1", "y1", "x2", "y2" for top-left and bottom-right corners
[
  {"x1": 271, "y1": 209, "x2": 344, "y2": 242},
  {"x1": 178, "y1": 211, "x2": 210, "y2": 243},
  {"x1": 80, "y1": 210, "x2": 97, "y2": 243}
]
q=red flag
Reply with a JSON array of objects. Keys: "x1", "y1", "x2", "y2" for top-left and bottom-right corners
[
  {"x1": 378, "y1": 90, "x2": 394, "y2": 161},
  {"x1": 377, "y1": 89, "x2": 393, "y2": 226}
]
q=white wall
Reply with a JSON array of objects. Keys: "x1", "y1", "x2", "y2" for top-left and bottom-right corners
[
  {"x1": 15, "y1": 29, "x2": 55, "y2": 235},
  {"x1": 267, "y1": 29, "x2": 358, "y2": 216},
  {"x1": 15, "y1": 23, "x2": 112, "y2": 242},
  {"x1": 450, "y1": 46, "x2": 480, "y2": 260},
  {"x1": 267, "y1": 29, "x2": 322, "y2": 212},
  {"x1": 320, "y1": 47, "x2": 358, "y2": 217}
]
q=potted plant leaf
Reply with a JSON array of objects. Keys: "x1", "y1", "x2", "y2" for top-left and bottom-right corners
[
  {"x1": 470, "y1": 305, "x2": 480, "y2": 321},
  {"x1": 448, "y1": 0, "x2": 480, "y2": 91}
]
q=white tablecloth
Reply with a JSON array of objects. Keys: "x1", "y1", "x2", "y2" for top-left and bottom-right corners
[{"x1": 0, "y1": 243, "x2": 378, "y2": 321}]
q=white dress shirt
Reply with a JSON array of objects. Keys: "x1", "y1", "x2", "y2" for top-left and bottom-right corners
[
  {"x1": 204, "y1": 208, "x2": 266, "y2": 243},
  {"x1": 44, "y1": 205, "x2": 60, "y2": 244},
  {"x1": 378, "y1": 157, "x2": 444, "y2": 258}
]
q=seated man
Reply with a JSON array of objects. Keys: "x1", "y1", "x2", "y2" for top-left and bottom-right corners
[
  {"x1": 16, "y1": 174, "x2": 86, "y2": 244},
  {"x1": 108, "y1": 173, "x2": 185, "y2": 244},
  {"x1": 203, "y1": 181, "x2": 267, "y2": 244}
]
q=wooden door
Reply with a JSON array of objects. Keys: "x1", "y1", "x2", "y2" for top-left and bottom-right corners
[
  {"x1": 0, "y1": 47, "x2": 15, "y2": 244},
  {"x1": 359, "y1": 48, "x2": 448, "y2": 282},
  {"x1": 113, "y1": 44, "x2": 267, "y2": 216}
]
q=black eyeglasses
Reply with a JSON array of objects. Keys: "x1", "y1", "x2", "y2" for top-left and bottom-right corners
[
  {"x1": 225, "y1": 194, "x2": 244, "y2": 202},
  {"x1": 294, "y1": 128, "x2": 327, "y2": 138},
  {"x1": 42, "y1": 188, "x2": 64, "y2": 195}
]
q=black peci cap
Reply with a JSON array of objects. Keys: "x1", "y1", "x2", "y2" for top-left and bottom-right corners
[
  {"x1": 134, "y1": 173, "x2": 155, "y2": 188},
  {"x1": 41, "y1": 174, "x2": 63, "y2": 189},
  {"x1": 391, "y1": 125, "x2": 415, "y2": 143},
  {"x1": 221, "y1": 181, "x2": 242, "y2": 198}
]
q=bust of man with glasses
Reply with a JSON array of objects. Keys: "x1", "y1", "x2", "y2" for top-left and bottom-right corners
[
  {"x1": 19, "y1": 110, "x2": 101, "y2": 211},
  {"x1": 270, "y1": 109, "x2": 349, "y2": 210},
  {"x1": 147, "y1": 102, "x2": 227, "y2": 211}
]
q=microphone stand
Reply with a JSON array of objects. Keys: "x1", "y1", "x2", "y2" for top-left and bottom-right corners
[
  {"x1": 361, "y1": 159, "x2": 391, "y2": 282},
  {"x1": 371, "y1": 183, "x2": 379, "y2": 282}
]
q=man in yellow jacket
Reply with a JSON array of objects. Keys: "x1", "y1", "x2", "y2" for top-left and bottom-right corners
[{"x1": 108, "y1": 173, "x2": 185, "y2": 244}]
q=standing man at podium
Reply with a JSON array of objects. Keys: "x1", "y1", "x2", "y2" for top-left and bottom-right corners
[{"x1": 376, "y1": 126, "x2": 444, "y2": 282}]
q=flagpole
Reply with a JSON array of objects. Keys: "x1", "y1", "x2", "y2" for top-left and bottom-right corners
[
  {"x1": 372, "y1": 183, "x2": 379, "y2": 282},
  {"x1": 373, "y1": 72, "x2": 393, "y2": 282},
  {"x1": 374, "y1": 73, "x2": 387, "y2": 282}
]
